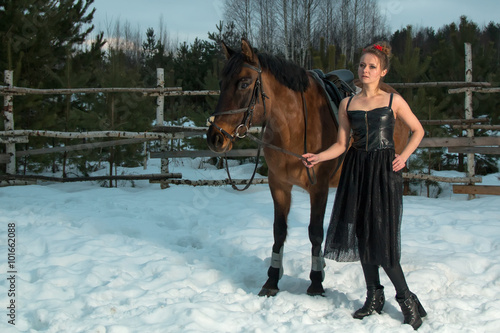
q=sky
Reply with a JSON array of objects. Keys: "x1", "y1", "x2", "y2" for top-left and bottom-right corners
[
  {"x1": 378, "y1": 0, "x2": 500, "y2": 32},
  {"x1": 92, "y1": 0, "x2": 225, "y2": 43},
  {"x1": 91, "y1": 0, "x2": 500, "y2": 43}
]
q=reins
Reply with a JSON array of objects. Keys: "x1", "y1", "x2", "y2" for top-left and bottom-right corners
[{"x1": 208, "y1": 63, "x2": 318, "y2": 190}]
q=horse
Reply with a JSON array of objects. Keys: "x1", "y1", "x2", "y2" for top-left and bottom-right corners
[{"x1": 206, "y1": 38, "x2": 409, "y2": 297}]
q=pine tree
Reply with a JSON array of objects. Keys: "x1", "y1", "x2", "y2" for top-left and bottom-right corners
[
  {"x1": 0, "y1": 0, "x2": 97, "y2": 174},
  {"x1": 97, "y1": 46, "x2": 148, "y2": 186}
]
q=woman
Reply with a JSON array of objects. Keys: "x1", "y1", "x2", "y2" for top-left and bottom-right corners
[{"x1": 303, "y1": 42, "x2": 426, "y2": 330}]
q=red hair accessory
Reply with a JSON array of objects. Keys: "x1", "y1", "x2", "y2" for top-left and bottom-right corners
[{"x1": 374, "y1": 44, "x2": 383, "y2": 51}]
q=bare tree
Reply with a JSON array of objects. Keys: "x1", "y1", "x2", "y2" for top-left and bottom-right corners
[
  {"x1": 256, "y1": 0, "x2": 278, "y2": 52},
  {"x1": 349, "y1": 0, "x2": 359, "y2": 64},
  {"x1": 221, "y1": 0, "x2": 389, "y2": 68},
  {"x1": 157, "y1": 15, "x2": 179, "y2": 56},
  {"x1": 303, "y1": 0, "x2": 320, "y2": 66},
  {"x1": 280, "y1": 0, "x2": 289, "y2": 58},
  {"x1": 223, "y1": 0, "x2": 254, "y2": 43},
  {"x1": 339, "y1": 0, "x2": 351, "y2": 67},
  {"x1": 322, "y1": 0, "x2": 336, "y2": 46}
]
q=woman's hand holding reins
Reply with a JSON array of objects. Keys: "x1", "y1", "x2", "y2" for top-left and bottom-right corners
[{"x1": 302, "y1": 153, "x2": 320, "y2": 168}]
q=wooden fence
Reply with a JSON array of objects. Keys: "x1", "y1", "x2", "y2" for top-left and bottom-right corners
[
  {"x1": 0, "y1": 67, "x2": 221, "y2": 186},
  {"x1": 1, "y1": 44, "x2": 499, "y2": 197}
]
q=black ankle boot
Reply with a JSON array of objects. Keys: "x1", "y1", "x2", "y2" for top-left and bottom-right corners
[
  {"x1": 396, "y1": 292, "x2": 427, "y2": 330},
  {"x1": 353, "y1": 286, "x2": 385, "y2": 319}
]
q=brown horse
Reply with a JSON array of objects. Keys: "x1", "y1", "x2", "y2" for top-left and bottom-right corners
[{"x1": 206, "y1": 38, "x2": 408, "y2": 297}]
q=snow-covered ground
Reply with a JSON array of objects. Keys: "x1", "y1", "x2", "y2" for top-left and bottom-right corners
[{"x1": 1, "y1": 157, "x2": 500, "y2": 332}]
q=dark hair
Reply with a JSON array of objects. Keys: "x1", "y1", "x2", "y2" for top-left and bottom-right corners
[
  {"x1": 221, "y1": 50, "x2": 310, "y2": 92},
  {"x1": 361, "y1": 41, "x2": 392, "y2": 71}
]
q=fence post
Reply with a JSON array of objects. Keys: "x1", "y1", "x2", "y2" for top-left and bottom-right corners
[
  {"x1": 464, "y1": 43, "x2": 475, "y2": 200},
  {"x1": 156, "y1": 68, "x2": 170, "y2": 189},
  {"x1": 156, "y1": 68, "x2": 165, "y2": 125},
  {"x1": 3, "y1": 70, "x2": 15, "y2": 174}
]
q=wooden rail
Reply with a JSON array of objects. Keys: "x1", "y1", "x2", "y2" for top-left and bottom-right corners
[
  {"x1": 150, "y1": 149, "x2": 262, "y2": 159},
  {"x1": 419, "y1": 118, "x2": 490, "y2": 125},
  {"x1": 0, "y1": 129, "x2": 177, "y2": 140},
  {"x1": 452, "y1": 125, "x2": 500, "y2": 130},
  {"x1": 0, "y1": 173, "x2": 182, "y2": 183},
  {"x1": 453, "y1": 185, "x2": 500, "y2": 195},
  {"x1": 448, "y1": 147, "x2": 500, "y2": 155},
  {"x1": 149, "y1": 178, "x2": 269, "y2": 186},
  {"x1": 391, "y1": 81, "x2": 491, "y2": 89},
  {"x1": 419, "y1": 137, "x2": 500, "y2": 148},
  {"x1": 2, "y1": 57, "x2": 499, "y2": 194}
]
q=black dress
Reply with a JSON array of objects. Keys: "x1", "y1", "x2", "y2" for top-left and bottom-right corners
[{"x1": 324, "y1": 93, "x2": 403, "y2": 268}]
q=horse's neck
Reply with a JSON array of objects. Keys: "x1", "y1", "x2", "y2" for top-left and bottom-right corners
[
  {"x1": 263, "y1": 83, "x2": 305, "y2": 148},
  {"x1": 265, "y1": 75, "x2": 337, "y2": 154}
]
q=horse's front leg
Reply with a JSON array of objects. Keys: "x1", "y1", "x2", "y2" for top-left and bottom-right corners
[
  {"x1": 306, "y1": 184, "x2": 329, "y2": 296},
  {"x1": 258, "y1": 178, "x2": 292, "y2": 297}
]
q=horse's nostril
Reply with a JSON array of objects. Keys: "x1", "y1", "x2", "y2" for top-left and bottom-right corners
[
  {"x1": 207, "y1": 126, "x2": 227, "y2": 152},
  {"x1": 214, "y1": 133, "x2": 223, "y2": 147}
]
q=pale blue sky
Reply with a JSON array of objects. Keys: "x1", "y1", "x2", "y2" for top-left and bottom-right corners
[
  {"x1": 92, "y1": 0, "x2": 224, "y2": 42},
  {"x1": 92, "y1": 0, "x2": 500, "y2": 42},
  {"x1": 379, "y1": 0, "x2": 500, "y2": 32}
]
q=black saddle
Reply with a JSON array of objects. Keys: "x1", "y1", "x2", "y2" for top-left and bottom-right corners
[{"x1": 309, "y1": 69, "x2": 356, "y2": 126}]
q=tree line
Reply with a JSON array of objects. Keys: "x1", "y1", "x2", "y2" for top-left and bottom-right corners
[
  {"x1": 0, "y1": 0, "x2": 499, "y2": 183},
  {"x1": 221, "y1": 0, "x2": 389, "y2": 67}
]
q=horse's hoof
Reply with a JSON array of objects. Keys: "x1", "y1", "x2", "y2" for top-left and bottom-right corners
[
  {"x1": 307, "y1": 284, "x2": 325, "y2": 297},
  {"x1": 306, "y1": 289, "x2": 326, "y2": 297},
  {"x1": 258, "y1": 287, "x2": 279, "y2": 297}
]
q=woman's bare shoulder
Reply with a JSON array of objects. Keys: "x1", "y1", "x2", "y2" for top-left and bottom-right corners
[{"x1": 391, "y1": 93, "x2": 410, "y2": 108}]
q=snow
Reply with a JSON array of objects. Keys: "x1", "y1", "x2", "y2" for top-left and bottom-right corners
[{"x1": 1, "y1": 158, "x2": 500, "y2": 333}]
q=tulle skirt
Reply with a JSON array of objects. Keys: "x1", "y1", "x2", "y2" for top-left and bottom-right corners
[{"x1": 324, "y1": 147, "x2": 403, "y2": 267}]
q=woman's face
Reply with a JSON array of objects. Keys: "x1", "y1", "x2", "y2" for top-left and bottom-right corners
[{"x1": 358, "y1": 53, "x2": 387, "y2": 85}]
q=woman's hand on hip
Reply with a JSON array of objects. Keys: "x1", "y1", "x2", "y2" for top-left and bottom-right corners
[{"x1": 392, "y1": 154, "x2": 406, "y2": 172}]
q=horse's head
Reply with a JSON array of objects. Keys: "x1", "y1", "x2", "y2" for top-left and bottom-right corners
[{"x1": 207, "y1": 38, "x2": 267, "y2": 153}]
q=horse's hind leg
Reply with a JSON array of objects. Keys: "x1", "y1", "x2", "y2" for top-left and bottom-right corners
[
  {"x1": 258, "y1": 180, "x2": 292, "y2": 297},
  {"x1": 306, "y1": 185, "x2": 329, "y2": 296}
]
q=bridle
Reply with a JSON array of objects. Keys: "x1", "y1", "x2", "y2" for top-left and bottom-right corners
[
  {"x1": 207, "y1": 63, "x2": 267, "y2": 141},
  {"x1": 207, "y1": 62, "x2": 318, "y2": 191}
]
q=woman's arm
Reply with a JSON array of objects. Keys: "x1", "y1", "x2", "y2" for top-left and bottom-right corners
[
  {"x1": 302, "y1": 97, "x2": 351, "y2": 168},
  {"x1": 392, "y1": 94, "x2": 425, "y2": 172}
]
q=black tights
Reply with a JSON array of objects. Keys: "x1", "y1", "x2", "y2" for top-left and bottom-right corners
[{"x1": 361, "y1": 263, "x2": 410, "y2": 299}]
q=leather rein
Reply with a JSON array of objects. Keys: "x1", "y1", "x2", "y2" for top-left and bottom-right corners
[{"x1": 207, "y1": 63, "x2": 316, "y2": 191}]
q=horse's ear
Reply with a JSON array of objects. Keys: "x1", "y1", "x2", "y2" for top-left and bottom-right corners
[
  {"x1": 221, "y1": 41, "x2": 234, "y2": 60},
  {"x1": 241, "y1": 38, "x2": 255, "y2": 62}
]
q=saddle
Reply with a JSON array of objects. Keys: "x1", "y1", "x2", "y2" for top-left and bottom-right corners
[{"x1": 309, "y1": 69, "x2": 356, "y2": 126}]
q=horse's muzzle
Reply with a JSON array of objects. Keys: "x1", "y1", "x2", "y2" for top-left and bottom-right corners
[{"x1": 207, "y1": 125, "x2": 232, "y2": 153}]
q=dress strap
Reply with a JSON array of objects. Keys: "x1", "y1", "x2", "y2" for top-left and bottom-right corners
[
  {"x1": 388, "y1": 93, "x2": 394, "y2": 109},
  {"x1": 346, "y1": 95, "x2": 355, "y2": 111}
]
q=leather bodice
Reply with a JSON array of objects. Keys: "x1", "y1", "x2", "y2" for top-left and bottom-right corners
[{"x1": 347, "y1": 94, "x2": 395, "y2": 151}]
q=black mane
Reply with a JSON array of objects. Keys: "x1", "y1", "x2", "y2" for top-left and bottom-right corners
[{"x1": 222, "y1": 51, "x2": 310, "y2": 92}]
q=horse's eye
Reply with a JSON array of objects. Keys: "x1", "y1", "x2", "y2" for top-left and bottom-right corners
[{"x1": 238, "y1": 79, "x2": 251, "y2": 90}]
